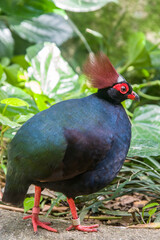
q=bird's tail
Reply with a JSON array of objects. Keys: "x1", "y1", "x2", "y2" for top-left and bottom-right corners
[{"x1": 2, "y1": 174, "x2": 30, "y2": 206}]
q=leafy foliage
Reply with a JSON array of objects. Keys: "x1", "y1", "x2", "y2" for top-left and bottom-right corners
[
  {"x1": 10, "y1": 13, "x2": 73, "y2": 46},
  {"x1": 53, "y1": 0, "x2": 118, "y2": 12},
  {"x1": 129, "y1": 105, "x2": 160, "y2": 157},
  {"x1": 0, "y1": 0, "x2": 56, "y2": 19}
]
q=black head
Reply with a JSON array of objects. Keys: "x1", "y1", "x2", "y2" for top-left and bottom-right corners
[{"x1": 96, "y1": 80, "x2": 139, "y2": 104}]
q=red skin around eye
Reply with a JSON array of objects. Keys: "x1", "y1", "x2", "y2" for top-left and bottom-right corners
[{"x1": 113, "y1": 83, "x2": 129, "y2": 94}]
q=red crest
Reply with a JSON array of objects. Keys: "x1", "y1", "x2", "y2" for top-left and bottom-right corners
[{"x1": 83, "y1": 52, "x2": 119, "y2": 89}]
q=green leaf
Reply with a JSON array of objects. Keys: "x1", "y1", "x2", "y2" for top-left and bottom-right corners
[
  {"x1": 0, "y1": 164, "x2": 7, "y2": 175},
  {"x1": 142, "y1": 202, "x2": 159, "y2": 220},
  {"x1": 32, "y1": 93, "x2": 50, "y2": 111},
  {"x1": 14, "y1": 114, "x2": 33, "y2": 123},
  {"x1": 150, "y1": 49, "x2": 160, "y2": 67},
  {"x1": 0, "y1": 64, "x2": 4, "y2": 80},
  {"x1": 23, "y1": 197, "x2": 34, "y2": 212},
  {"x1": 148, "y1": 208, "x2": 157, "y2": 217},
  {"x1": 54, "y1": 0, "x2": 118, "y2": 12},
  {"x1": 0, "y1": 21, "x2": 14, "y2": 58},
  {"x1": 3, "y1": 64, "x2": 21, "y2": 86},
  {"x1": 79, "y1": 207, "x2": 89, "y2": 222},
  {"x1": 0, "y1": 0, "x2": 56, "y2": 19},
  {"x1": 128, "y1": 32, "x2": 145, "y2": 63},
  {"x1": 11, "y1": 13, "x2": 73, "y2": 46},
  {"x1": 1, "y1": 83, "x2": 33, "y2": 103},
  {"x1": 126, "y1": 32, "x2": 151, "y2": 67},
  {"x1": 0, "y1": 83, "x2": 38, "y2": 115},
  {"x1": 46, "y1": 193, "x2": 66, "y2": 217},
  {"x1": 26, "y1": 42, "x2": 79, "y2": 99},
  {"x1": 0, "y1": 57, "x2": 10, "y2": 67},
  {"x1": 143, "y1": 203, "x2": 159, "y2": 210},
  {"x1": 14, "y1": 113, "x2": 34, "y2": 123},
  {"x1": 128, "y1": 105, "x2": 160, "y2": 157},
  {"x1": 0, "y1": 113, "x2": 20, "y2": 128},
  {"x1": 11, "y1": 55, "x2": 29, "y2": 69},
  {"x1": 1, "y1": 98, "x2": 29, "y2": 107},
  {"x1": 26, "y1": 43, "x2": 44, "y2": 61}
]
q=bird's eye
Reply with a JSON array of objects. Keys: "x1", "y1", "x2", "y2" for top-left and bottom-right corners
[
  {"x1": 113, "y1": 83, "x2": 129, "y2": 94},
  {"x1": 121, "y1": 86, "x2": 126, "y2": 92}
]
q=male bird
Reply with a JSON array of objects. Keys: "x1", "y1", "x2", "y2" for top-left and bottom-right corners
[{"x1": 2, "y1": 53, "x2": 139, "y2": 233}]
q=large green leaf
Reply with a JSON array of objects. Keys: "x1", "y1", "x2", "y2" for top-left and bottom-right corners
[
  {"x1": 26, "y1": 43, "x2": 44, "y2": 61},
  {"x1": 0, "y1": 83, "x2": 38, "y2": 115},
  {"x1": 11, "y1": 55, "x2": 29, "y2": 69},
  {"x1": 126, "y1": 32, "x2": 151, "y2": 68},
  {"x1": 26, "y1": 42, "x2": 79, "y2": 99},
  {"x1": 3, "y1": 64, "x2": 21, "y2": 85},
  {"x1": 1, "y1": 84, "x2": 33, "y2": 103},
  {"x1": 10, "y1": 13, "x2": 73, "y2": 46},
  {"x1": 0, "y1": 21, "x2": 14, "y2": 58},
  {"x1": 150, "y1": 49, "x2": 160, "y2": 67},
  {"x1": 0, "y1": 0, "x2": 56, "y2": 19},
  {"x1": 15, "y1": 113, "x2": 34, "y2": 123},
  {"x1": 54, "y1": 0, "x2": 118, "y2": 12},
  {"x1": 128, "y1": 105, "x2": 160, "y2": 157},
  {"x1": 0, "y1": 113, "x2": 20, "y2": 128},
  {"x1": 1, "y1": 98, "x2": 29, "y2": 107}
]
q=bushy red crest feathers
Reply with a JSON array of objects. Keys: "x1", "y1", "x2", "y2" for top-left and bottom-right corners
[{"x1": 83, "y1": 52, "x2": 119, "y2": 89}]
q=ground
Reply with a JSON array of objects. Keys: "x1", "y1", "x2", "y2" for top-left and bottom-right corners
[{"x1": 0, "y1": 209, "x2": 160, "y2": 240}]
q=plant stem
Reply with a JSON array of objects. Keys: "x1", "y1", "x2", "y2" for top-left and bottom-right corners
[
  {"x1": 125, "y1": 109, "x2": 133, "y2": 118},
  {"x1": 138, "y1": 91, "x2": 160, "y2": 101},
  {"x1": 133, "y1": 80, "x2": 160, "y2": 90},
  {"x1": 67, "y1": 17, "x2": 92, "y2": 53},
  {"x1": 2, "y1": 104, "x2": 8, "y2": 116}
]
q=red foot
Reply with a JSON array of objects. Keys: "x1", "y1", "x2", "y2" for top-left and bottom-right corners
[
  {"x1": 23, "y1": 207, "x2": 58, "y2": 233},
  {"x1": 66, "y1": 224, "x2": 99, "y2": 232}
]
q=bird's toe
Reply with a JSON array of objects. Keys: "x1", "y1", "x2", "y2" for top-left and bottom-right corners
[
  {"x1": 66, "y1": 224, "x2": 99, "y2": 232},
  {"x1": 23, "y1": 215, "x2": 58, "y2": 232}
]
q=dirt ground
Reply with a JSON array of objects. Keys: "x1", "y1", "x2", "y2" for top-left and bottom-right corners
[{"x1": 0, "y1": 209, "x2": 160, "y2": 240}]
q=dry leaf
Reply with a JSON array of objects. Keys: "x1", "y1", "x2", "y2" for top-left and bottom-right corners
[
  {"x1": 120, "y1": 195, "x2": 139, "y2": 206},
  {"x1": 133, "y1": 200, "x2": 148, "y2": 208}
]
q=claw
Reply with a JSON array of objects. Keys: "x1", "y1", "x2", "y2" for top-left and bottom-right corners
[
  {"x1": 23, "y1": 186, "x2": 58, "y2": 233},
  {"x1": 66, "y1": 224, "x2": 99, "y2": 232},
  {"x1": 66, "y1": 198, "x2": 99, "y2": 232},
  {"x1": 23, "y1": 214, "x2": 58, "y2": 233}
]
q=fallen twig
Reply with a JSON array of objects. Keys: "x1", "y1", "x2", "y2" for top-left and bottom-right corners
[
  {"x1": 0, "y1": 204, "x2": 43, "y2": 215},
  {"x1": 84, "y1": 215, "x2": 122, "y2": 220},
  {"x1": 128, "y1": 223, "x2": 160, "y2": 229}
]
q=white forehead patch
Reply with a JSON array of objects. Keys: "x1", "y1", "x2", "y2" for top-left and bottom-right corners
[{"x1": 117, "y1": 75, "x2": 125, "y2": 83}]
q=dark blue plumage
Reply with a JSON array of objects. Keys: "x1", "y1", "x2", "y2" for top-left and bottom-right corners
[{"x1": 3, "y1": 94, "x2": 131, "y2": 204}]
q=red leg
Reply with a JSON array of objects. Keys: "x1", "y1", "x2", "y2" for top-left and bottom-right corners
[
  {"x1": 66, "y1": 198, "x2": 99, "y2": 232},
  {"x1": 23, "y1": 186, "x2": 58, "y2": 233}
]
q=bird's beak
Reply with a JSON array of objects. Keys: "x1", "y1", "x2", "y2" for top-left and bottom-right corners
[{"x1": 127, "y1": 91, "x2": 140, "y2": 101}]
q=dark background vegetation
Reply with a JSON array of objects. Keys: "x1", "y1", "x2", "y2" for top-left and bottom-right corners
[{"x1": 0, "y1": 0, "x2": 160, "y2": 225}]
